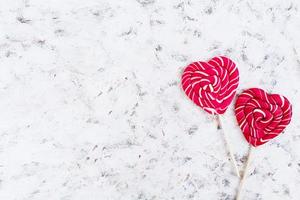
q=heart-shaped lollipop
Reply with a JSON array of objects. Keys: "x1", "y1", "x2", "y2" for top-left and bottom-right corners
[
  {"x1": 181, "y1": 56, "x2": 239, "y2": 114},
  {"x1": 181, "y1": 56, "x2": 240, "y2": 177},
  {"x1": 235, "y1": 88, "x2": 293, "y2": 199},
  {"x1": 235, "y1": 88, "x2": 292, "y2": 147}
]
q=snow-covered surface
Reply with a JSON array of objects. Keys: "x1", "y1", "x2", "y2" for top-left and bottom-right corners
[{"x1": 0, "y1": 0, "x2": 300, "y2": 199}]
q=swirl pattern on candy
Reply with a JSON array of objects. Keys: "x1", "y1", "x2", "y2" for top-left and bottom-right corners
[
  {"x1": 181, "y1": 56, "x2": 239, "y2": 114},
  {"x1": 235, "y1": 88, "x2": 292, "y2": 147}
]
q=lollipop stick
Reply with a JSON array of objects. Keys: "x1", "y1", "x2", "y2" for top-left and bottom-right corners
[
  {"x1": 216, "y1": 114, "x2": 240, "y2": 178},
  {"x1": 236, "y1": 145, "x2": 254, "y2": 200}
]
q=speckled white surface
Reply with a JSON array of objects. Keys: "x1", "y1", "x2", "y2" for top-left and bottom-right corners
[{"x1": 0, "y1": 0, "x2": 300, "y2": 199}]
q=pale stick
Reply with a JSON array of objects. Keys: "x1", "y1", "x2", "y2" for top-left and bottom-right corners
[
  {"x1": 216, "y1": 114, "x2": 240, "y2": 178},
  {"x1": 236, "y1": 145, "x2": 254, "y2": 200}
]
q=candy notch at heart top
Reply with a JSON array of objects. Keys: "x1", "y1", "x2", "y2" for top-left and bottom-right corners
[
  {"x1": 181, "y1": 56, "x2": 239, "y2": 114},
  {"x1": 235, "y1": 88, "x2": 292, "y2": 147}
]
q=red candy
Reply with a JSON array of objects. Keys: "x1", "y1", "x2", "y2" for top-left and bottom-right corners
[
  {"x1": 235, "y1": 88, "x2": 292, "y2": 147},
  {"x1": 181, "y1": 56, "x2": 239, "y2": 114}
]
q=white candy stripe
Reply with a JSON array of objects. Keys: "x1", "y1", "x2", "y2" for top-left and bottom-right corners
[
  {"x1": 208, "y1": 93, "x2": 215, "y2": 100},
  {"x1": 242, "y1": 92, "x2": 253, "y2": 98},
  {"x1": 184, "y1": 84, "x2": 192, "y2": 97},
  {"x1": 184, "y1": 84, "x2": 191, "y2": 93},
  {"x1": 190, "y1": 76, "x2": 202, "y2": 81},
  {"x1": 264, "y1": 92, "x2": 270, "y2": 104},
  {"x1": 197, "y1": 62, "x2": 205, "y2": 70},
  {"x1": 261, "y1": 117, "x2": 272, "y2": 123},
  {"x1": 252, "y1": 99, "x2": 261, "y2": 107},
  {"x1": 199, "y1": 88, "x2": 202, "y2": 98},
  {"x1": 239, "y1": 118, "x2": 247, "y2": 130},
  {"x1": 280, "y1": 95, "x2": 285, "y2": 107},
  {"x1": 277, "y1": 124, "x2": 289, "y2": 127},
  {"x1": 226, "y1": 81, "x2": 239, "y2": 92},
  {"x1": 198, "y1": 96, "x2": 203, "y2": 107},
  {"x1": 210, "y1": 59, "x2": 219, "y2": 67},
  {"x1": 221, "y1": 70, "x2": 227, "y2": 82},
  {"x1": 204, "y1": 107, "x2": 216, "y2": 113},
  {"x1": 190, "y1": 63, "x2": 199, "y2": 70},
  {"x1": 235, "y1": 106, "x2": 244, "y2": 111},
  {"x1": 283, "y1": 105, "x2": 292, "y2": 114},
  {"x1": 182, "y1": 79, "x2": 190, "y2": 87},
  {"x1": 229, "y1": 75, "x2": 239, "y2": 84},
  {"x1": 247, "y1": 102, "x2": 257, "y2": 107},
  {"x1": 213, "y1": 76, "x2": 218, "y2": 86},
  {"x1": 259, "y1": 138, "x2": 271, "y2": 143},
  {"x1": 222, "y1": 89, "x2": 236, "y2": 100},
  {"x1": 216, "y1": 99, "x2": 223, "y2": 103},
  {"x1": 216, "y1": 56, "x2": 224, "y2": 66},
  {"x1": 212, "y1": 68, "x2": 219, "y2": 75},
  {"x1": 253, "y1": 109, "x2": 266, "y2": 118},
  {"x1": 194, "y1": 71, "x2": 209, "y2": 76},
  {"x1": 191, "y1": 79, "x2": 209, "y2": 87},
  {"x1": 218, "y1": 107, "x2": 227, "y2": 111},
  {"x1": 229, "y1": 64, "x2": 237, "y2": 76},
  {"x1": 209, "y1": 84, "x2": 214, "y2": 92},
  {"x1": 205, "y1": 97, "x2": 215, "y2": 108},
  {"x1": 182, "y1": 74, "x2": 190, "y2": 81}
]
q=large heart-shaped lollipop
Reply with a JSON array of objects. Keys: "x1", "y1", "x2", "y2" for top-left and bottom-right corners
[
  {"x1": 181, "y1": 56, "x2": 239, "y2": 114},
  {"x1": 235, "y1": 88, "x2": 292, "y2": 147}
]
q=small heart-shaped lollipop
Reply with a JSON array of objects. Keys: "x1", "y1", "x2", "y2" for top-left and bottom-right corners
[
  {"x1": 235, "y1": 88, "x2": 292, "y2": 199},
  {"x1": 182, "y1": 56, "x2": 239, "y2": 114},
  {"x1": 181, "y1": 56, "x2": 240, "y2": 177},
  {"x1": 235, "y1": 88, "x2": 292, "y2": 147}
]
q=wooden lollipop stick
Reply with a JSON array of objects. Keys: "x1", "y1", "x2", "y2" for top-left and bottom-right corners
[
  {"x1": 236, "y1": 145, "x2": 254, "y2": 200},
  {"x1": 216, "y1": 114, "x2": 240, "y2": 178}
]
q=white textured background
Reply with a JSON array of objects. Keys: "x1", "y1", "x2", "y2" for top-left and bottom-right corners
[{"x1": 0, "y1": 0, "x2": 300, "y2": 199}]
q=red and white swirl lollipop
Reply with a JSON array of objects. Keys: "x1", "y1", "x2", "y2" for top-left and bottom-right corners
[
  {"x1": 181, "y1": 56, "x2": 240, "y2": 177},
  {"x1": 235, "y1": 88, "x2": 292, "y2": 199},
  {"x1": 182, "y1": 56, "x2": 239, "y2": 114},
  {"x1": 235, "y1": 88, "x2": 292, "y2": 147}
]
